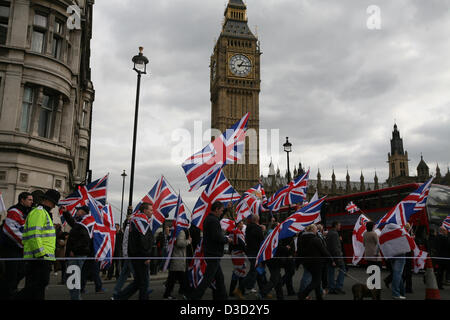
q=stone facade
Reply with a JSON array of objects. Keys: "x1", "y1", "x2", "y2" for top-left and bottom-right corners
[
  {"x1": 210, "y1": 0, "x2": 261, "y2": 195},
  {"x1": 0, "y1": 0, "x2": 94, "y2": 218}
]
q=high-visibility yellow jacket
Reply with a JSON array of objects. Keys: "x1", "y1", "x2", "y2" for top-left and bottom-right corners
[{"x1": 23, "y1": 206, "x2": 56, "y2": 261}]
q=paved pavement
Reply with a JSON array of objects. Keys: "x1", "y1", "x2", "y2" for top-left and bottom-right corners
[{"x1": 21, "y1": 256, "x2": 450, "y2": 301}]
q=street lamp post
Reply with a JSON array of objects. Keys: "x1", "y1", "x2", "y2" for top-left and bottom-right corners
[
  {"x1": 120, "y1": 170, "x2": 127, "y2": 229},
  {"x1": 283, "y1": 137, "x2": 292, "y2": 183},
  {"x1": 127, "y1": 47, "x2": 149, "y2": 220}
]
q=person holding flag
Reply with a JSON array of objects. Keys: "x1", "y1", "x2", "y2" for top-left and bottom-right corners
[
  {"x1": 363, "y1": 221, "x2": 381, "y2": 268},
  {"x1": 163, "y1": 195, "x2": 192, "y2": 300},
  {"x1": 188, "y1": 201, "x2": 232, "y2": 300},
  {"x1": 0, "y1": 192, "x2": 33, "y2": 300},
  {"x1": 61, "y1": 205, "x2": 94, "y2": 300},
  {"x1": 115, "y1": 202, "x2": 154, "y2": 300}
]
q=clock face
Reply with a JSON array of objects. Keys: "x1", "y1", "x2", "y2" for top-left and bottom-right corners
[{"x1": 229, "y1": 54, "x2": 252, "y2": 77}]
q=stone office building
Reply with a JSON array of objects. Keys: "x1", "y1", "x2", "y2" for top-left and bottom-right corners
[{"x1": 0, "y1": 0, "x2": 94, "y2": 217}]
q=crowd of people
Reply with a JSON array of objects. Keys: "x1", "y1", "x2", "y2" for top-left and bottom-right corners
[{"x1": 0, "y1": 190, "x2": 449, "y2": 301}]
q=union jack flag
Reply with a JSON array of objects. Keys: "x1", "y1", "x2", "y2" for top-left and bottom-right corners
[
  {"x1": 266, "y1": 169, "x2": 309, "y2": 212},
  {"x1": 2, "y1": 206, "x2": 27, "y2": 248},
  {"x1": 443, "y1": 215, "x2": 450, "y2": 231},
  {"x1": 129, "y1": 212, "x2": 151, "y2": 235},
  {"x1": 278, "y1": 196, "x2": 326, "y2": 239},
  {"x1": 163, "y1": 195, "x2": 191, "y2": 272},
  {"x1": 375, "y1": 178, "x2": 433, "y2": 229},
  {"x1": 192, "y1": 168, "x2": 241, "y2": 230},
  {"x1": 77, "y1": 214, "x2": 96, "y2": 239},
  {"x1": 256, "y1": 196, "x2": 326, "y2": 266},
  {"x1": 346, "y1": 201, "x2": 360, "y2": 214},
  {"x1": 133, "y1": 176, "x2": 178, "y2": 234},
  {"x1": 379, "y1": 223, "x2": 428, "y2": 273},
  {"x1": 188, "y1": 239, "x2": 208, "y2": 288},
  {"x1": 235, "y1": 183, "x2": 268, "y2": 223},
  {"x1": 87, "y1": 196, "x2": 116, "y2": 269},
  {"x1": 182, "y1": 113, "x2": 249, "y2": 191},
  {"x1": 58, "y1": 174, "x2": 109, "y2": 225}
]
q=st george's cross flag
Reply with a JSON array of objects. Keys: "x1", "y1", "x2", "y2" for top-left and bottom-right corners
[
  {"x1": 220, "y1": 218, "x2": 236, "y2": 233},
  {"x1": 346, "y1": 201, "x2": 360, "y2": 214},
  {"x1": 379, "y1": 223, "x2": 428, "y2": 273},
  {"x1": 376, "y1": 178, "x2": 433, "y2": 229},
  {"x1": 255, "y1": 196, "x2": 326, "y2": 267},
  {"x1": 182, "y1": 113, "x2": 249, "y2": 191},
  {"x1": 58, "y1": 174, "x2": 109, "y2": 225},
  {"x1": 191, "y1": 168, "x2": 241, "y2": 230},
  {"x1": 133, "y1": 176, "x2": 178, "y2": 234},
  {"x1": 352, "y1": 214, "x2": 370, "y2": 265},
  {"x1": 266, "y1": 169, "x2": 309, "y2": 212}
]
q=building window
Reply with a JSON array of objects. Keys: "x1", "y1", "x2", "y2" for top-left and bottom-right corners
[
  {"x1": 38, "y1": 92, "x2": 55, "y2": 138},
  {"x1": 0, "y1": 3, "x2": 9, "y2": 45},
  {"x1": 55, "y1": 179, "x2": 62, "y2": 189},
  {"x1": 31, "y1": 13, "x2": 48, "y2": 53},
  {"x1": 81, "y1": 101, "x2": 89, "y2": 127},
  {"x1": 51, "y1": 18, "x2": 64, "y2": 60},
  {"x1": 19, "y1": 173, "x2": 28, "y2": 183},
  {"x1": 20, "y1": 86, "x2": 34, "y2": 133},
  {"x1": 0, "y1": 171, "x2": 6, "y2": 181}
]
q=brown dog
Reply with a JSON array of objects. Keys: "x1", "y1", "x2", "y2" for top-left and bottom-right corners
[{"x1": 352, "y1": 283, "x2": 381, "y2": 300}]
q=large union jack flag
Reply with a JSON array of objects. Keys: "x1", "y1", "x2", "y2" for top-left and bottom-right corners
[
  {"x1": 188, "y1": 239, "x2": 208, "y2": 288},
  {"x1": 58, "y1": 174, "x2": 109, "y2": 225},
  {"x1": 133, "y1": 176, "x2": 178, "y2": 234},
  {"x1": 182, "y1": 113, "x2": 249, "y2": 192},
  {"x1": 77, "y1": 214, "x2": 96, "y2": 239},
  {"x1": 266, "y1": 169, "x2": 309, "y2": 212},
  {"x1": 163, "y1": 194, "x2": 191, "y2": 272},
  {"x1": 375, "y1": 178, "x2": 433, "y2": 229},
  {"x1": 2, "y1": 206, "x2": 27, "y2": 248},
  {"x1": 235, "y1": 183, "x2": 268, "y2": 223},
  {"x1": 87, "y1": 195, "x2": 116, "y2": 269},
  {"x1": 192, "y1": 168, "x2": 241, "y2": 230},
  {"x1": 256, "y1": 196, "x2": 326, "y2": 266}
]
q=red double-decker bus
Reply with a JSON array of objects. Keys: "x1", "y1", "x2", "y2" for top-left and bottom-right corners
[{"x1": 320, "y1": 183, "x2": 450, "y2": 263}]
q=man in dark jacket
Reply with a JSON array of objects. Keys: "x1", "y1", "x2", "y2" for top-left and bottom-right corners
[
  {"x1": 62, "y1": 205, "x2": 92, "y2": 300},
  {"x1": 234, "y1": 214, "x2": 266, "y2": 299},
  {"x1": 298, "y1": 224, "x2": 334, "y2": 300},
  {"x1": 116, "y1": 202, "x2": 154, "y2": 300},
  {"x1": 436, "y1": 226, "x2": 450, "y2": 289},
  {"x1": 189, "y1": 201, "x2": 231, "y2": 300},
  {"x1": 326, "y1": 221, "x2": 346, "y2": 294},
  {"x1": 0, "y1": 192, "x2": 33, "y2": 300}
]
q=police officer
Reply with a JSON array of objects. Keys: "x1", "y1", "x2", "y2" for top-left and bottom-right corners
[{"x1": 17, "y1": 189, "x2": 60, "y2": 300}]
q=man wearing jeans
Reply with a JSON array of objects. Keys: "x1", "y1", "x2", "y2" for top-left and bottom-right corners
[{"x1": 326, "y1": 221, "x2": 346, "y2": 294}]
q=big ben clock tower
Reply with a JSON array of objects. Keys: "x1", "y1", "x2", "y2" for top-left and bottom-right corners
[{"x1": 210, "y1": 0, "x2": 261, "y2": 194}]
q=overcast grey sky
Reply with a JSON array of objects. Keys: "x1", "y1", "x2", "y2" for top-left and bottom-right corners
[{"x1": 89, "y1": 0, "x2": 450, "y2": 223}]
